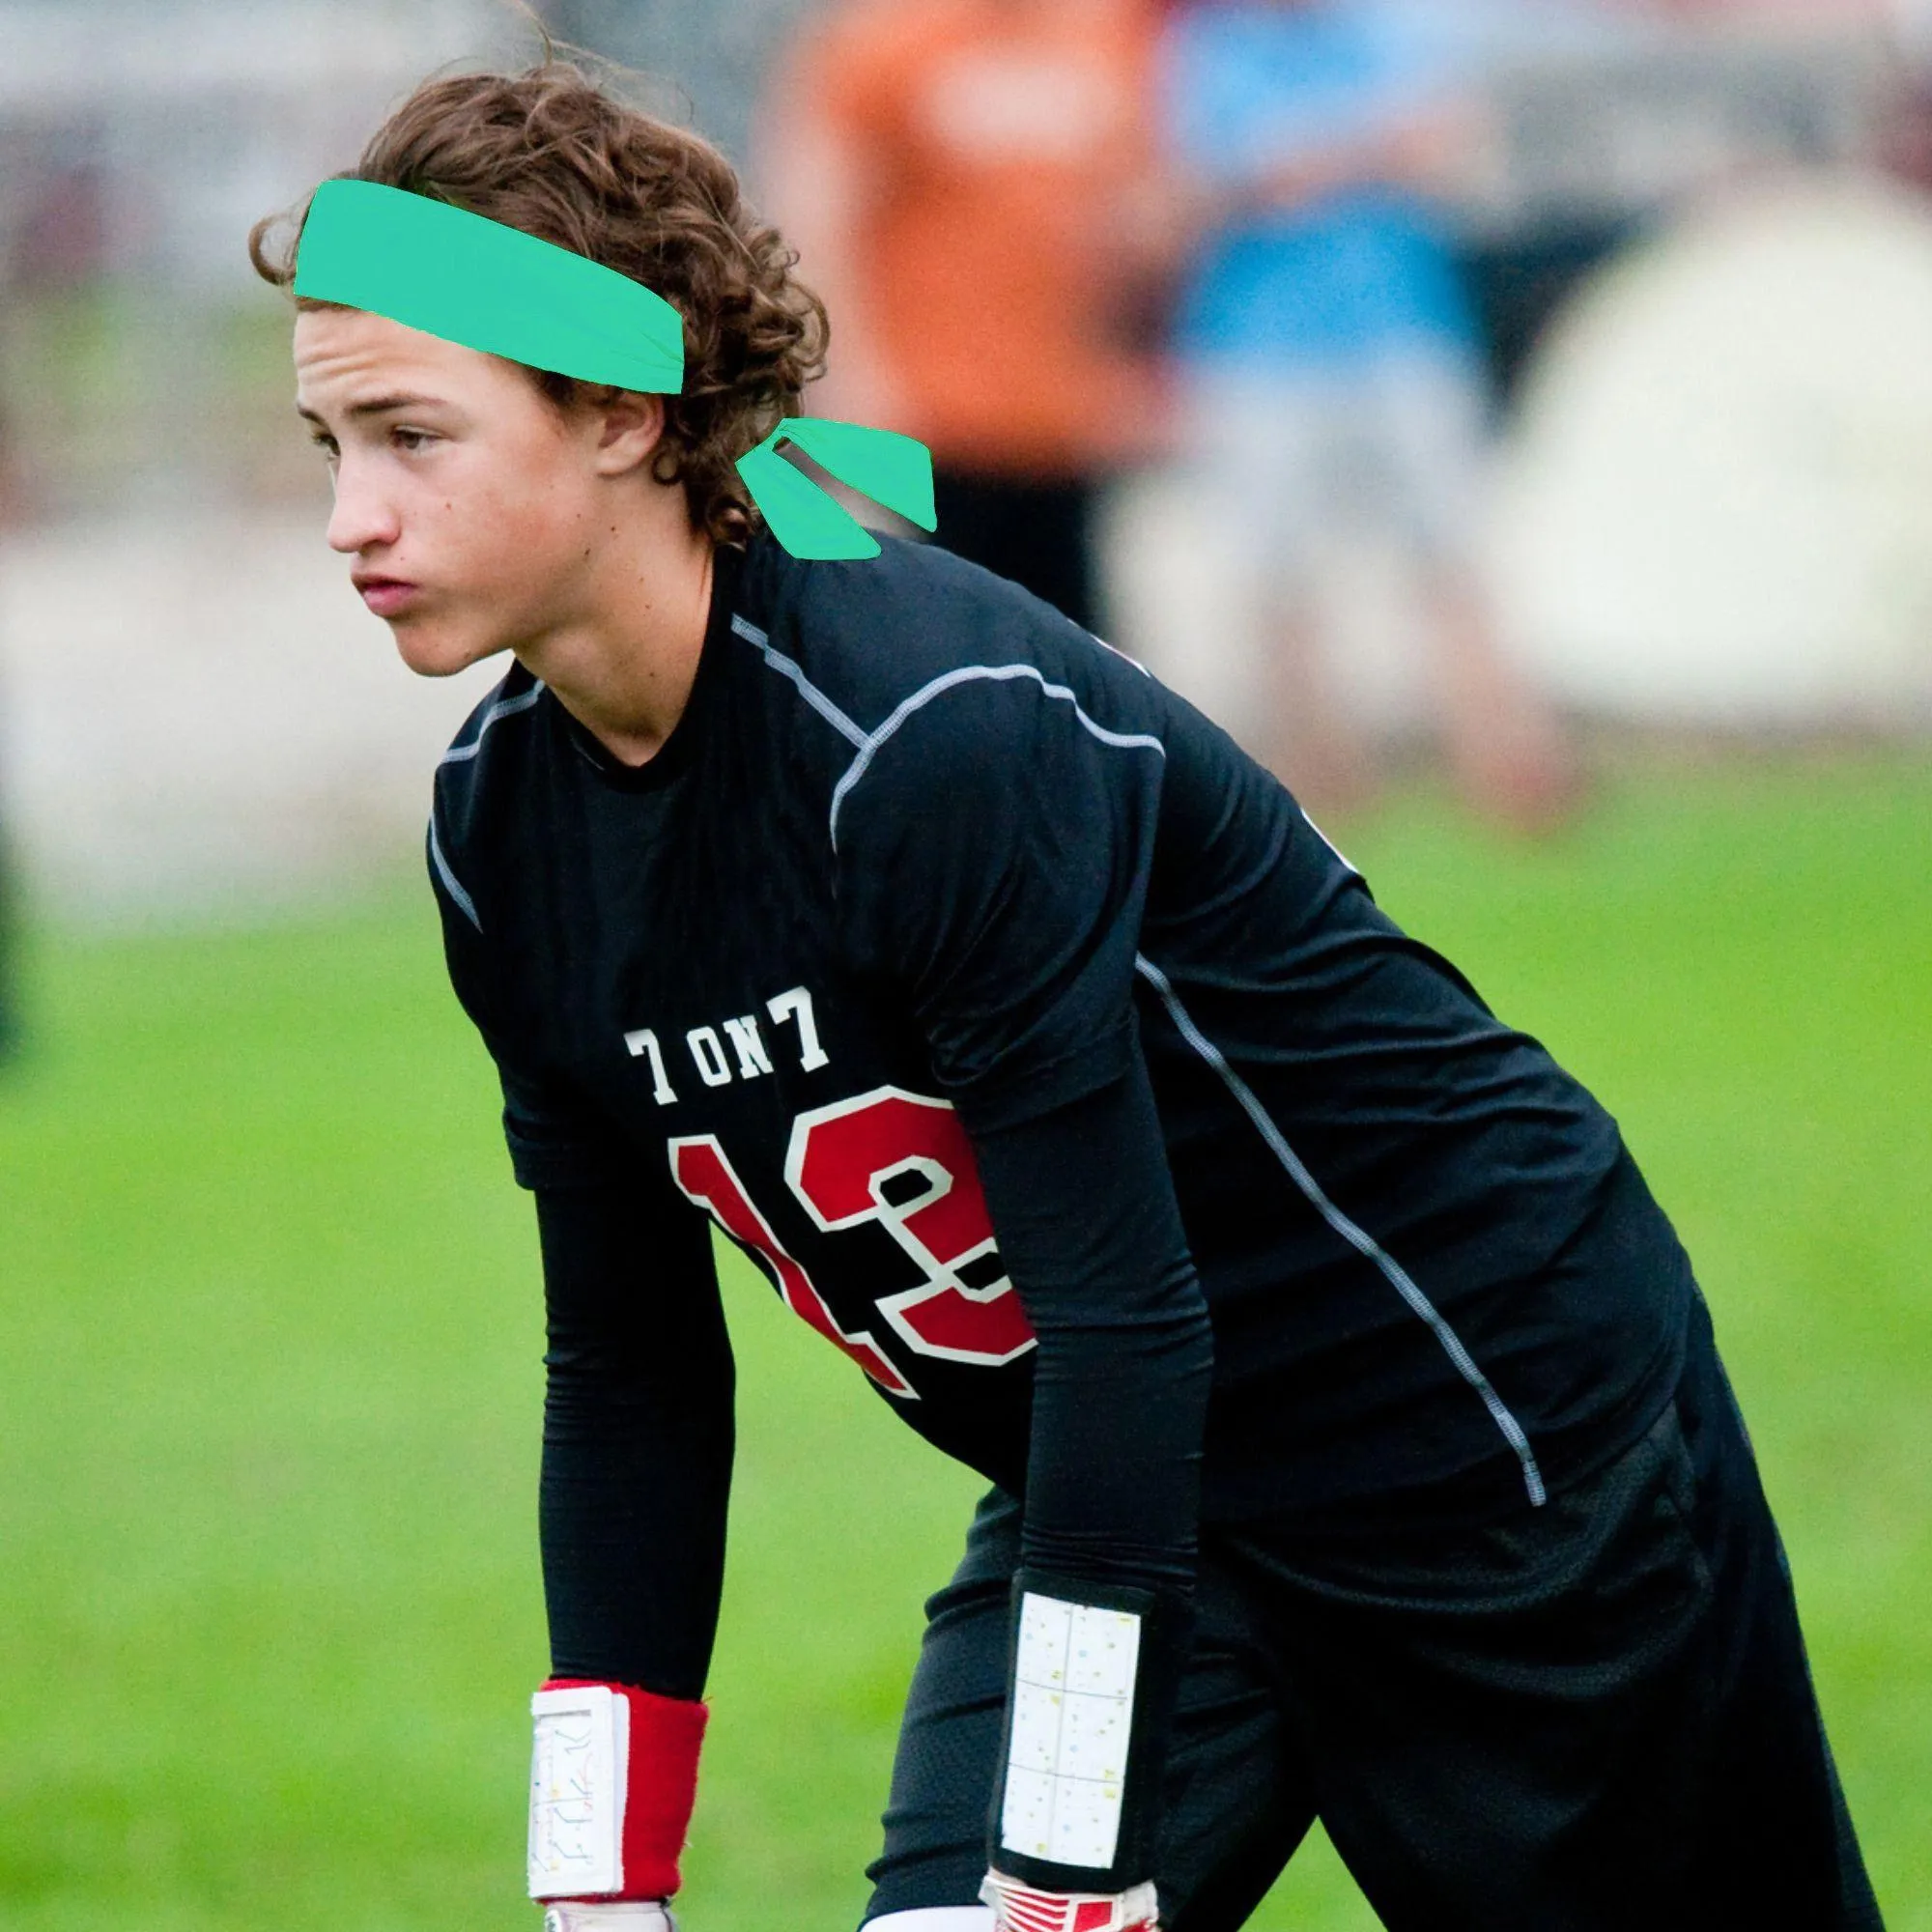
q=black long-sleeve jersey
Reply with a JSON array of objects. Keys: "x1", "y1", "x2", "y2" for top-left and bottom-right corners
[{"x1": 429, "y1": 531, "x2": 1692, "y2": 1821}]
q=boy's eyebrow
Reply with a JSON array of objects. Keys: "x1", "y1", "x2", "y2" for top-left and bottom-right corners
[{"x1": 296, "y1": 391, "x2": 446, "y2": 426}]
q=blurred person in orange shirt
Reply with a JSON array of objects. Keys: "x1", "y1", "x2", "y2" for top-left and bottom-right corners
[{"x1": 757, "y1": 0, "x2": 1172, "y2": 634}]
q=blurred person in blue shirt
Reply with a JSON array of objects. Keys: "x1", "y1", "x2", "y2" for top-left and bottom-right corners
[{"x1": 1153, "y1": 0, "x2": 1577, "y2": 828}]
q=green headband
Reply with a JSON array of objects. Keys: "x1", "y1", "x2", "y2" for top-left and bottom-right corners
[{"x1": 293, "y1": 179, "x2": 935, "y2": 559}]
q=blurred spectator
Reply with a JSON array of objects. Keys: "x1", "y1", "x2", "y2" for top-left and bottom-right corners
[
  {"x1": 12, "y1": 156, "x2": 109, "y2": 292},
  {"x1": 1881, "y1": 0, "x2": 1932, "y2": 189},
  {"x1": 757, "y1": 0, "x2": 1170, "y2": 632},
  {"x1": 0, "y1": 158, "x2": 99, "y2": 1063},
  {"x1": 1151, "y1": 0, "x2": 1577, "y2": 827},
  {"x1": 0, "y1": 403, "x2": 22, "y2": 1064}
]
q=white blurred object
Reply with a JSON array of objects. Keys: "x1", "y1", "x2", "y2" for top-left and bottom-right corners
[
  {"x1": 540, "y1": 1906, "x2": 674, "y2": 1931},
  {"x1": 1096, "y1": 474, "x2": 1436, "y2": 744},
  {"x1": 1892, "y1": 0, "x2": 1932, "y2": 68},
  {"x1": 1490, "y1": 176, "x2": 1932, "y2": 726},
  {"x1": 0, "y1": 1, "x2": 513, "y2": 289},
  {"x1": 0, "y1": 509, "x2": 506, "y2": 918}
]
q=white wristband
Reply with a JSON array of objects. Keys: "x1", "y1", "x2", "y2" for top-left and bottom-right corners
[
  {"x1": 1002, "y1": 1593, "x2": 1143, "y2": 1870},
  {"x1": 540, "y1": 1904, "x2": 674, "y2": 1931},
  {"x1": 530, "y1": 1686, "x2": 632, "y2": 1898}
]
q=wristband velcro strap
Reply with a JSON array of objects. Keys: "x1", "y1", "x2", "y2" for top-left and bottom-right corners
[{"x1": 528, "y1": 1678, "x2": 707, "y2": 1901}]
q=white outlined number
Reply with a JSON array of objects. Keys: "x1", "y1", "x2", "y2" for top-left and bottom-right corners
[
  {"x1": 622, "y1": 1028, "x2": 679, "y2": 1106},
  {"x1": 668, "y1": 1087, "x2": 1037, "y2": 1393},
  {"x1": 669, "y1": 1133, "x2": 915, "y2": 1398},
  {"x1": 785, "y1": 1088, "x2": 1036, "y2": 1367},
  {"x1": 767, "y1": 985, "x2": 829, "y2": 1071}
]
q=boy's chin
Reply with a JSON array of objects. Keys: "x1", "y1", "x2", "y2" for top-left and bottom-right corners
[{"x1": 392, "y1": 622, "x2": 507, "y2": 680}]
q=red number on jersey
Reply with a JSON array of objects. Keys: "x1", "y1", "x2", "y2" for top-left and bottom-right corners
[
  {"x1": 669, "y1": 1134, "x2": 916, "y2": 1398},
  {"x1": 785, "y1": 1088, "x2": 1036, "y2": 1368}
]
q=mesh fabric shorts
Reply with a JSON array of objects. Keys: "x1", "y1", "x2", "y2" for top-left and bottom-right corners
[{"x1": 862, "y1": 1290, "x2": 1882, "y2": 1931}]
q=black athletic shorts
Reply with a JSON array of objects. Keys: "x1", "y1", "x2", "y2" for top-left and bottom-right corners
[{"x1": 863, "y1": 1289, "x2": 1883, "y2": 1930}]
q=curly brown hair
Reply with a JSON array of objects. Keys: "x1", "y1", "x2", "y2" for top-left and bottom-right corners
[{"x1": 248, "y1": 57, "x2": 829, "y2": 545}]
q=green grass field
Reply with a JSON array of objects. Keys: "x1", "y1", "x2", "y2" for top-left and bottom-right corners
[{"x1": 1, "y1": 752, "x2": 1926, "y2": 1931}]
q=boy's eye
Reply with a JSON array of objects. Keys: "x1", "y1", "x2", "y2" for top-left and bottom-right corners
[{"x1": 303, "y1": 428, "x2": 434, "y2": 453}]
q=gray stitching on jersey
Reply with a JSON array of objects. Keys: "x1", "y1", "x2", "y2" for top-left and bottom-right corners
[
  {"x1": 828, "y1": 664, "x2": 1166, "y2": 851},
  {"x1": 438, "y1": 681, "x2": 545, "y2": 765},
  {"x1": 1094, "y1": 633, "x2": 1153, "y2": 678},
  {"x1": 1133, "y1": 952, "x2": 1548, "y2": 1509},
  {"x1": 427, "y1": 811, "x2": 481, "y2": 932},
  {"x1": 731, "y1": 613, "x2": 868, "y2": 749}
]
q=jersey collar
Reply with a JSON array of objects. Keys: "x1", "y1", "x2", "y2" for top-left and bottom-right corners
[{"x1": 552, "y1": 539, "x2": 747, "y2": 795}]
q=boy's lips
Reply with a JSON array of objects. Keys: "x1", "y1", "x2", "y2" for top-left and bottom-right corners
[{"x1": 354, "y1": 573, "x2": 420, "y2": 615}]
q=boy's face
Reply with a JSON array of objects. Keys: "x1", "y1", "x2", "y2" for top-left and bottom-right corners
[{"x1": 293, "y1": 305, "x2": 659, "y2": 679}]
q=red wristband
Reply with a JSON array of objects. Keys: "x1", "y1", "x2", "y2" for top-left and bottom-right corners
[{"x1": 541, "y1": 1678, "x2": 708, "y2": 1900}]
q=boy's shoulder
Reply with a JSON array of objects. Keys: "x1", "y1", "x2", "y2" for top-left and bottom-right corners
[
  {"x1": 430, "y1": 659, "x2": 545, "y2": 842},
  {"x1": 738, "y1": 529, "x2": 1154, "y2": 739}
]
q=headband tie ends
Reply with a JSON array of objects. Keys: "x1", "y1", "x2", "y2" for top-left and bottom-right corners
[
  {"x1": 293, "y1": 180, "x2": 938, "y2": 561},
  {"x1": 736, "y1": 418, "x2": 937, "y2": 561}
]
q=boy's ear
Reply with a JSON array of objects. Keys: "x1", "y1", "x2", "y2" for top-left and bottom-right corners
[{"x1": 589, "y1": 389, "x2": 668, "y2": 474}]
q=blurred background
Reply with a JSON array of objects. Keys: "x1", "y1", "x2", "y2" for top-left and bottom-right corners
[{"x1": 0, "y1": 2, "x2": 1926, "y2": 1928}]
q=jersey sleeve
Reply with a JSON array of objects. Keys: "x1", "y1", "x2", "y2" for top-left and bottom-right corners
[
  {"x1": 833, "y1": 670, "x2": 1166, "y2": 1130},
  {"x1": 536, "y1": 1182, "x2": 734, "y2": 1700},
  {"x1": 836, "y1": 673, "x2": 1213, "y2": 1893},
  {"x1": 968, "y1": 1056, "x2": 1212, "y2": 1892},
  {"x1": 425, "y1": 797, "x2": 732, "y2": 1695},
  {"x1": 428, "y1": 806, "x2": 631, "y2": 1194}
]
